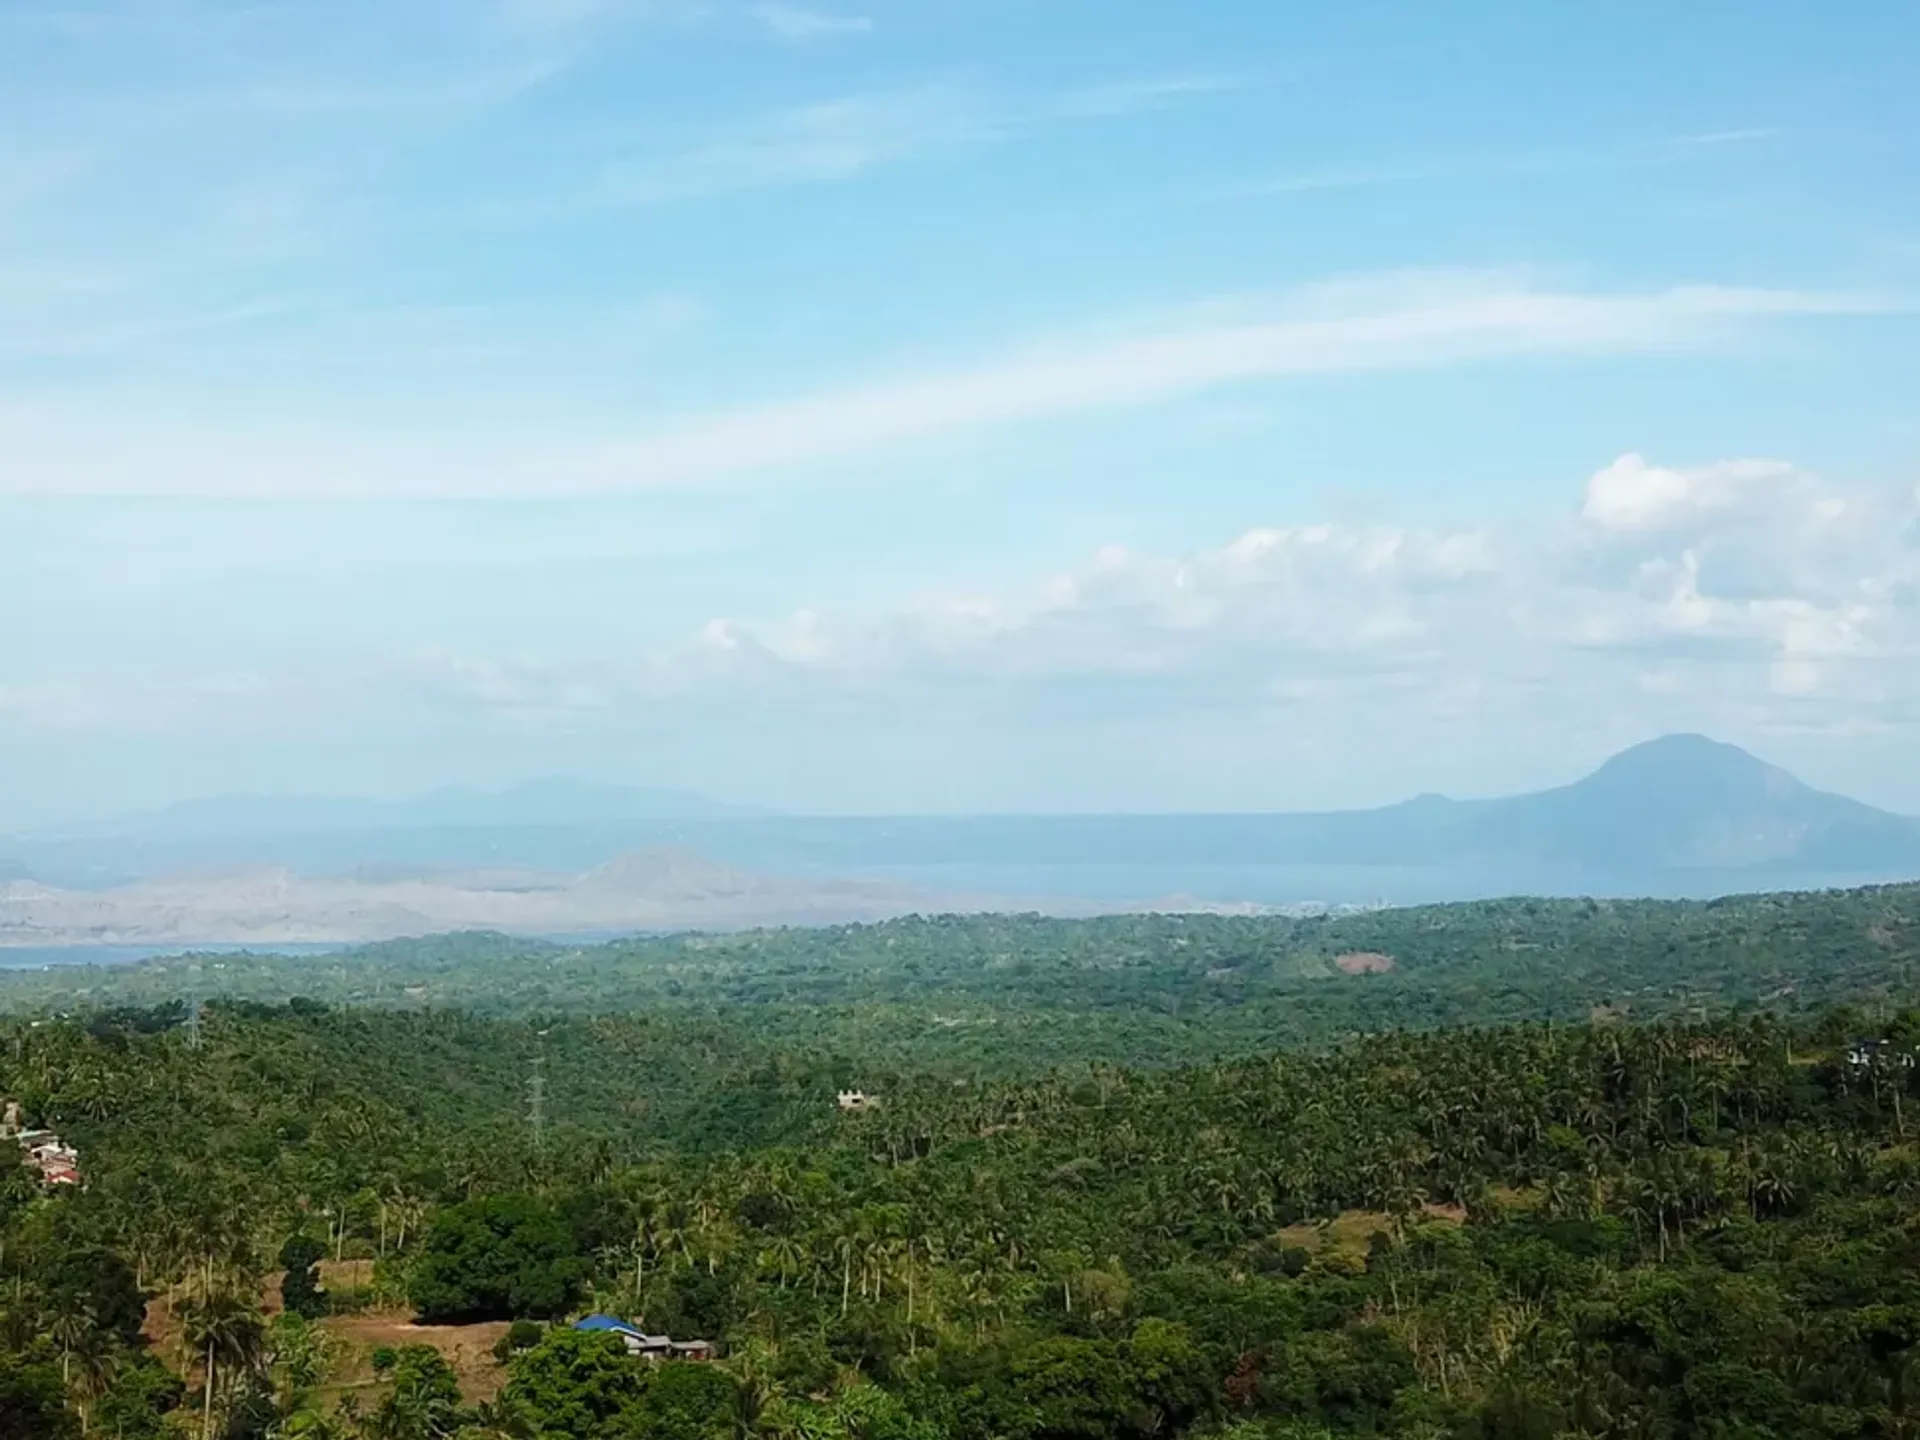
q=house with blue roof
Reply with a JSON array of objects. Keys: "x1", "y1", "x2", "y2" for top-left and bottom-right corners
[{"x1": 573, "y1": 1314, "x2": 713, "y2": 1362}]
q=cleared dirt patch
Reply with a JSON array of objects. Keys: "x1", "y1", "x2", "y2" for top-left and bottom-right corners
[
  {"x1": 321, "y1": 1311, "x2": 513, "y2": 1404},
  {"x1": 140, "y1": 1294, "x2": 190, "y2": 1376},
  {"x1": 1333, "y1": 951, "x2": 1396, "y2": 975},
  {"x1": 144, "y1": 1286, "x2": 512, "y2": 1409},
  {"x1": 1276, "y1": 1205, "x2": 1466, "y2": 1261},
  {"x1": 318, "y1": 1258, "x2": 378, "y2": 1291}
]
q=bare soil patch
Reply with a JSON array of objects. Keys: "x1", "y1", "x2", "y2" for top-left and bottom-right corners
[
  {"x1": 321, "y1": 1311, "x2": 512, "y2": 1404},
  {"x1": 1333, "y1": 951, "x2": 1396, "y2": 975},
  {"x1": 1275, "y1": 1204, "x2": 1465, "y2": 1260},
  {"x1": 318, "y1": 1258, "x2": 379, "y2": 1290},
  {"x1": 144, "y1": 1282, "x2": 511, "y2": 1408},
  {"x1": 140, "y1": 1294, "x2": 189, "y2": 1376}
]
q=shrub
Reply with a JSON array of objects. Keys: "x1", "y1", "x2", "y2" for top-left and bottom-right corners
[
  {"x1": 407, "y1": 1193, "x2": 584, "y2": 1323},
  {"x1": 278, "y1": 1233, "x2": 327, "y2": 1319},
  {"x1": 494, "y1": 1318, "x2": 544, "y2": 1360}
]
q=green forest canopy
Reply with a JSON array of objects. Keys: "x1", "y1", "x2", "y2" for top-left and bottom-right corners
[
  {"x1": 6, "y1": 882, "x2": 1918, "y2": 1070},
  {"x1": 4, "y1": 882, "x2": 1920, "y2": 1437}
]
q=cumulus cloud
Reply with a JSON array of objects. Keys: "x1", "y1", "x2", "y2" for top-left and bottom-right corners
[
  {"x1": 1581, "y1": 452, "x2": 1842, "y2": 535},
  {"x1": 676, "y1": 454, "x2": 1920, "y2": 726},
  {"x1": 8, "y1": 456, "x2": 1917, "y2": 804}
]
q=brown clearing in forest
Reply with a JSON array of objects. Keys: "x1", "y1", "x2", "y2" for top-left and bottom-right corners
[
  {"x1": 142, "y1": 1270, "x2": 511, "y2": 1408},
  {"x1": 1275, "y1": 1203, "x2": 1465, "y2": 1260},
  {"x1": 1333, "y1": 951, "x2": 1396, "y2": 975},
  {"x1": 319, "y1": 1311, "x2": 512, "y2": 1404}
]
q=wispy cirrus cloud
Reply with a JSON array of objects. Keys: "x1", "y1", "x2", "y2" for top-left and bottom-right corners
[
  {"x1": 596, "y1": 85, "x2": 989, "y2": 203},
  {"x1": 751, "y1": 3, "x2": 873, "y2": 41},
  {"x1": 0, "y1": 149, "x2": 92, "y2": 218},
  {"x1": 492, "y1": 0, "x2": 623, "y2": 34},
  {"x1": 1667, "y1": 127, "x2": 1779, "y2": 148},
  {"x1": 1216, "y1": 126, "x2": 1779, "y2": 202},
  {"x1": 2, "y1": 0, "x2": 622, "y2": 124},
  {"x1": 1052, "y1": 74, "x2": 1244, "y2": 118},
  {"x1": 578, "y1": 277, "x2": 1886, "y2": 493},
  {"x1": 0, "y1": 0, "x2": 1250, "y2": 353},
  {"x1": 595, "y1": 70, "x2": 1242, "y2": 206},
  {"x1": 0, "y1": 271, "x2": 1894, "y2": 497}
]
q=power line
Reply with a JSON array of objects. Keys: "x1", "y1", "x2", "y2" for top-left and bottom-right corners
[
  {"x1": 528, "y1": 1032, "x2": 549, "y2": 1152},
  {"x1": 185, "y1": 964, "x2": 203, "y2": 1051}
]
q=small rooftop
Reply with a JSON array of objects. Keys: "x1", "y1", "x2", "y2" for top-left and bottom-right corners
[{"x1": 574, "y1": 1315, "x2": 673, "y2": 1344}]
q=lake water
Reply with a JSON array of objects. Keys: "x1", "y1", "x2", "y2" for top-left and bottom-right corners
[
  {"x1": 0, "y1": 942, "x2": 345, "y2": 970},
  {"x1": 834, "y1": 861, "x2": 1914, "y2": 908},
  {"x1": 2, "y1": 863, "x2": 1907, "y2": 969}
]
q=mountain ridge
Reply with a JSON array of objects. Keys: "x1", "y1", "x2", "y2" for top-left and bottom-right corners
[{"x1": 4, "y1": 736, "x2": 1916, "y2": 895}]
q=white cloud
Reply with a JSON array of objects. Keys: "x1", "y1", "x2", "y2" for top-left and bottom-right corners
[
  {"x1": 1582, "y1": 452, "x2": 1814, "y2": 533},
  {"x1": 596, "y1": 86, "x2": 986, "y2": 203},
  {"x1": 8, "y1": 454, "x2": 1918, "y2": 813},
  {"x1": 591, "y1": 69, "x2": 1244, "y2": 208},
  {"x1": 1668, "y1": 128, "x2": 1778, "y2": 148},
  {"x1": 663, "y1": 454, "x2": 1919, "y2": 726},
  {"x1": 291, "y1": 453, "x2": 1909, "y2": 739},
  {"x1": 0, "y1": 276, "x2": 1892, "y2": 498},
  {"x1": 494, "y1": 0, "x2": 621, "y2": 33},
  {"x1": 1583, "y1": 453, "x2": 1709, "y2": 531},
  {"x1": 1051, "y1": 74, "x2": 1244, "y2": 118},
  {"x1": 751, "y1": 4, "x2": 873, "y2": 40},
  {"x1": 581, "y1": 280, "x2": 1884, "y2": 493},
  {"x1": 1212, "y1": 127, "x2": 1779, "y2": 205}
]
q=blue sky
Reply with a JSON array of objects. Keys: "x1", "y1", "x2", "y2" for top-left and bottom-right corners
[{"x1": 3, "y1": 0, "x2": 1919, "y2": 824}]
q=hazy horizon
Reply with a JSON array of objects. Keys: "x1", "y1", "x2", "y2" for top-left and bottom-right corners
[
  {"x1": 1, "y1": 732, "x2": 1914, "y2": 837},
  {"x1": 5, "y1": 2, "x2": 1919, "y2": 829}
]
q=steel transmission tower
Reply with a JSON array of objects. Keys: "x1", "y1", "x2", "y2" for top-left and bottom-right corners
[{"x1": 527, "y1": 1033, "x2": 549, "y2": 1151}]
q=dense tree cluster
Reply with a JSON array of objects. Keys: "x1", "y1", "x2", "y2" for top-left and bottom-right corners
[
  {"x1": 409, "y1": 1195, "x2": 584, "y2": 1323},
  {"x1": 1, "y1": 885, "x2": 1919, "y2": 1434}
]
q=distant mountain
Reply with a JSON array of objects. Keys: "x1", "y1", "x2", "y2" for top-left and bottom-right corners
[
  {"x1": 548, "y1": 736, "x2": 1913, "y2": 883},
  {"x1": 6, "y1": 737, "x2": 1915, "y2": 905},
  {"x1": 546, "y1": 735, "x2": 1917, "y2": 885},
  {"x1": 1436, "y1": 734, "x2": 1920, "y2": 872}
]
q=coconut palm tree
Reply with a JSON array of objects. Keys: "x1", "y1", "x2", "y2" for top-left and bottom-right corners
[{"x1": 181, "y1": 1284, "x2": 265, "y2": 1440}]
